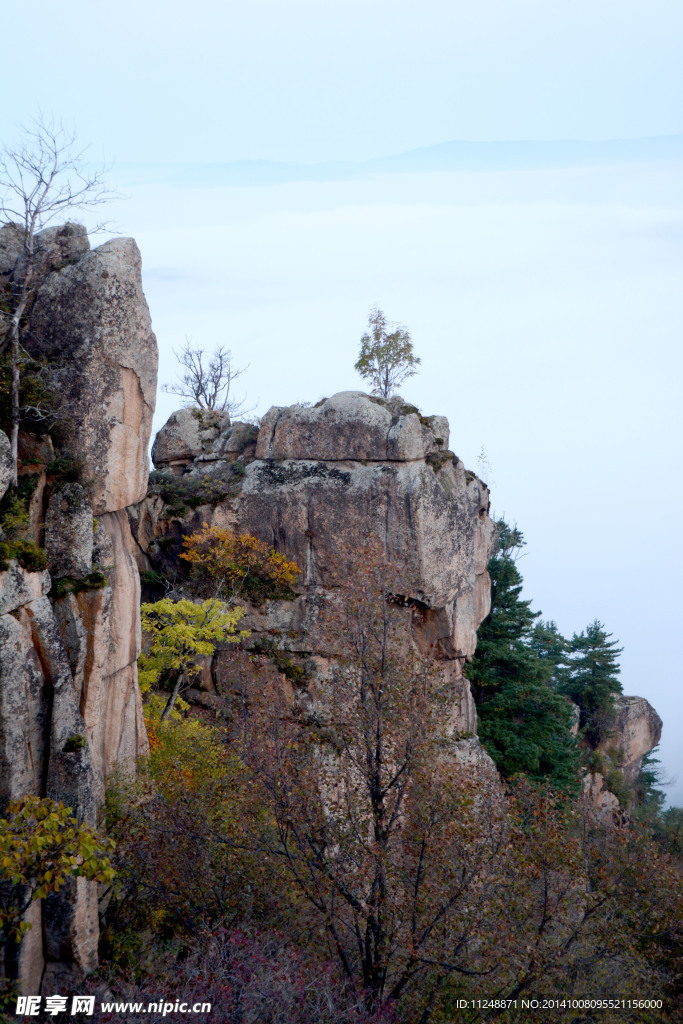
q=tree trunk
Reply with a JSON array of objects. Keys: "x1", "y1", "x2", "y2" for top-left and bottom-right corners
[
  {"x1": 10, "y1": 335, "x2": 20, "y2": 491},
  {"x1": 8, "y1": 273, "x2": 32, "y2": 492},
  {"x1": 160, "y1": 674, "x2": 186, "y2": 723}
]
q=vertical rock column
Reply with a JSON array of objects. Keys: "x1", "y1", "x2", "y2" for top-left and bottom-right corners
[
  {"x1": 0, "y1": 229, "x2": 158, "y2": 991},
  {"x1": 27, "y1": 232, "x2": 158, "y2": 800}
]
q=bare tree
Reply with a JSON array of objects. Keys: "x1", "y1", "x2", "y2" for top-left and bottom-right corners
[
  {"x1": 0, "y1": 117, "x2": 115, "y2": 489},
  {"x1": 162, "y1": 339, "x2": 252, "y2": 418},
  {"x1": 236, "y1": 545, "x2": 506, "y2": 1016}
]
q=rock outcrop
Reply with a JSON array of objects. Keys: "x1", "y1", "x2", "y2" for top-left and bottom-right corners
[
  {"x1": 45, "y1": 484, "x2": 94, "y2": 578},
  {"x1": 151, "y1": 407, "x2": 231, "y2": 473},
  {"x1": 599, "y1": 695, "x2": 663, "y2": 787},
  {"x1": 0, "y1": 225, "x2": 156, "y2": 991},
  {"x1": 138, "y1": 391, "x2": 495, "y2": 750},
  {"x1": 27, "y1": 234, "x2": 157, "y2": 514}
]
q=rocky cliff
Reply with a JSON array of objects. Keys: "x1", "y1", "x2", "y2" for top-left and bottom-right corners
[
  {"x1": 0, "y1": 221, "x2": 665, "y2": 993},
  {"x1": 140, "y1": 397, "x2": 665, "y2": 814},
  {"x1": 133, "y1": 393, "x2": 496, "y2": 771},
  {"x1": 0, "y1": 223, "x2": 157, "y2": 991}
]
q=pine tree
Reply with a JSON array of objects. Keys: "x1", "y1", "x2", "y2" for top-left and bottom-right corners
[
  {"x1": 529, "y1": 619, "x2": 568, "y2": 688},
  {"x1": 467, "y1": 521, "x2": 581, "y2": 791},
  {"x1": 559, "y1": 619, "x2": 623, "y2": 747},
  {"x1": 634, "y1": 748, "x2": 668, "y2": 821}
]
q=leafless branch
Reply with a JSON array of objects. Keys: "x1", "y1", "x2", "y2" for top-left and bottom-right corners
[
  {"x1": 0, "y1": 116, "x2": 118, "y2": 489},
  {"x1": 162, "y1": 338, "x2": 253, "y2": 418}
]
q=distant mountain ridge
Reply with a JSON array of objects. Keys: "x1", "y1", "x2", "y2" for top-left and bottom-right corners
[{"x1": 116, "y1": 135, "x2": 683, "y2": 188}]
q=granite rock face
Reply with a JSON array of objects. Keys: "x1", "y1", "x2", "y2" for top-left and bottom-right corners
[
  {"x1": 45, "y1": 483, "x2": 94, "y2": 578},
  {"x1": 0, "y1": 222, "x2": 25, "y2": 275},
  {"x1": 599, "y1": 695, "x2": 663, "y2": 787},
  {"x1": 582, "y1": 772, "x2": 622, "y2": 821},
  {"x1": 138, "y1": 392, "x2": 496, "y2": 759},
  {"x1": 27, "y1": 235, "x2": 157, "y2": 514},
  {"x1": 0, "y1": 579, "x2": 99, "y2": 991},
  {"x1": 0, "y1": 225, "x2": 154, "y2": 992}
]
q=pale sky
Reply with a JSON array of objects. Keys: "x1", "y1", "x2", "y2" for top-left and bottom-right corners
[{"x1": 2, "y1": 1, "x2": 682, "y2": 801}]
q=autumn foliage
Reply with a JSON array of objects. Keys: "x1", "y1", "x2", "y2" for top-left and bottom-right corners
[
  {"x1": 105, "y1": 542, "x2": 683, "y2": 1022},
  {"x1": 0, "y1": 796, "x2": 114, "y2": 951},
  {"x1": 180, "y1": 524, "x2": 300, "y2": 604}
]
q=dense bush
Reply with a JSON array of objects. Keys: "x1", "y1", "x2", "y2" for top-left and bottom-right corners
[
  {"x1": 95, "y1": 928, "x2": 395, "y2": 1024},
  {"x1": 148, "y1": 470, "x2": 237, "y2": 517}
]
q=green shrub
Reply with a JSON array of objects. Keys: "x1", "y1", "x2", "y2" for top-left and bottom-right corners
[
  {"x1": 140, "y1": 569, "x2": 170, "y2": 588},
  {"x1": 426, "y1": 451, "x2": 454, "y2": 472},
  {"x1": 0, "y1": 539, "x2": 47, "y2": 572},
  {"x1": 46, "y1": 455, "x2": 81, "y2": 482},
  {"x1": 252, "y1": 637, "x2": 306, "y2": 685},
  {"x1": 50, "y1": 568, "x2": 108, "y2": 599},
  {"x1": 586, "y1": 749, "x2": 605, "y2": 774},
  {"x1": 63, "y1": 734, "x2": 87, "y2": 753},
  {"x1": 605, "y1": 766, "x2": 631, "y2": 808},
  {"x1": 148, "y1": 471, "x2": 234, "y2": 516}
]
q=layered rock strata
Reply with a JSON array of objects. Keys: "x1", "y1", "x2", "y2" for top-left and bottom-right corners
[{"x1": 0, "y1": 224, "x2": 156, "y2": 991}]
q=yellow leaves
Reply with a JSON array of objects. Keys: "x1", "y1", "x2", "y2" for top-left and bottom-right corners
[
  {"x1": 0, "y1": 796, "x2": 116, "y2": 943},
  {"x1": 139, "y1": 597, "x2": 248, "y2": 703},
  {"x1": 180, "y1": 524, "x2": 300, "y2": 603}
]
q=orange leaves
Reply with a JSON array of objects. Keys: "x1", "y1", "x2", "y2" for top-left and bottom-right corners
[{"x1": 180, "y1": 524, "x2": 300, "y2": 604}]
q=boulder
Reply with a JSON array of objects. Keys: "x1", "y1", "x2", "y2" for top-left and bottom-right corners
[
  {"x1": 44, "y1": 483, "x2": 93, "y2": 578},
  {"x1": 34, "y1": 222, "x2": 90, "y2": 270},
  {"x1": 0, "y1": 562, "x2": 51, "y2": 616},
  {"x1": 255, "y1": 392, "x2": 450, "y2": 462},
  {"x1": 151, "y1": 407, "x2": 230, "y2": 469},
  {"x1": 26, "y1": 236, "x2": 158, "y2": 514},
  {"x1": 0, "y1": 430, "x2": 11, "y2": 501},
  {"x1": 0, "y1": 222, "x2": 89, "y2": 278}
]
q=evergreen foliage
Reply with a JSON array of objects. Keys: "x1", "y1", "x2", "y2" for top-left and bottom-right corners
[
  {"x1": 634, "y1": 747, "x2": 668, "y2": 821},
  {"x1": 467, "y1": 521, "x2": 581, "y2": 791},
  {"x1": 558, "y1": 619, "x2": 623, "y2": 746}
]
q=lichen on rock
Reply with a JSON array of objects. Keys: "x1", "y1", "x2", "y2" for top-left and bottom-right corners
[{"x1": 45, "y1": 483, "x2": 94, "y2": 578}]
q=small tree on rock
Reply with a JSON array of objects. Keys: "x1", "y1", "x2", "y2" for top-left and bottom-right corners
[
  {"x1": 139, "y1": 597, "x2": 249, "y2": 724},
  {"x1": 354, "y1": 307, "x2": 420, "y2": 398},
  {"x1": 0, "y1": 796, "x2": 115, "y2": 958}
]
